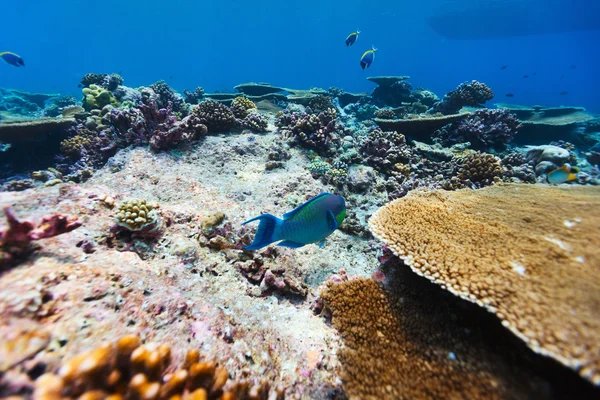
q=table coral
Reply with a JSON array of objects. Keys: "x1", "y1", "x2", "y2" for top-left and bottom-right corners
[
  {"x1": 33, "y1": 335, "x2": 284, "y2": 400},
  {"x1": 369, "y1": 184, "x2": 600, "y2": 386}
]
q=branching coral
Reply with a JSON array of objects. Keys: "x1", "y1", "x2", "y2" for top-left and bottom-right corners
[
  {"x1": 183, "y1": 86, "x2": 205, "y2": 104},
  {"x1": 275, "y1": 108, "x2": 341, "y2": 155},
  {"x1": 33, "y1": 335, "x2": 284, "y2": 399},
  {"x1": 368, "y1": 184, "x2": 600, "y2": 386},
  {"x1": 434, "y1": 108, "x2": 521, "y2": 150},
  {"x1": 358, "y1": 129, "x2": 412, "y2": 173},
  {"x1": 373, "y1": 108, "x2": 396, "y2": 120},
  {"x1": 150, "y1": 80, "x2": 185, "y2": 113},
  {"x1": 239, "y1": 111, "x2": 268, "y2": 133},
  {"x1": 109, "y1": 100, "x2": 207, "y2": 151},
  {"x1": 307, "y1": 94, "x2": 334, "y2": 113},
  {"x1": 0, "y1": 206, "x2": 81, "y2": 268},
  {"x1": 193, "y1": 101, "x2": 236, "y2": 133},
  {"x1": 432, "y1": 80, "x2": 494, "y2": 115}
]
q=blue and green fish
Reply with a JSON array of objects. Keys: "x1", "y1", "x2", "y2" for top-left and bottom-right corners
[
  {"x1": 547, "y1": 164, "x2": 577, "y2": 184},
  {"x1": 345, "y1": 31, "x2": 360, "y2": 46},
  {"x1": 360, "y1": 47, "x2": 377, "y2": 69},
  {"x1": 0, "y1": 52, "x2": 25, "y2": 67},
  {"x1": 242, "y1": 192, "x2": 346, "y2": 250}
]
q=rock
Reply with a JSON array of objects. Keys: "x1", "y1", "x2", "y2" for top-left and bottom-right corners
[
  {"x1": 526, "y1": 145, "x2": 571, "y2": 166},
  {"x1": 535, "y1": 161, "x2": 558, "y2": 175},
  {"x1": 347, "y1": 165, "x2": 376, "y2": 193}
]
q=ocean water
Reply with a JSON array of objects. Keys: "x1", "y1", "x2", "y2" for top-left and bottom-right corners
[{"x1": 1, "y1": 0, "x2": 599, "y2": 111}]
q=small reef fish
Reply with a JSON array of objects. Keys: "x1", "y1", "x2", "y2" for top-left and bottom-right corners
[
  {"x1": 345, "y1": 31, "x2": 360, "y2": 46},
  {"x1": 0, "y1": 52, "x2": 24, "y2": 67},
  {"x1": 360, "y1": 47, "x2": 377, "y2": 70},
  {"x1": 505, "y1": 93, "x2": 514, "y2": 97},
  {"x1": 500, "y1": 65, "x2": 509, "y2": 70},
  {"x1": 242, "y1": 192, "x2": 346, "y2": 250},
  {"x1": 547, "y1": 165, "x2": 577, "y2": 184},
  {"x1": 559, "y1": 91, "x2": 568, "y2": 96},
  {"x1": 523, "y1": 74, "x2": 529, "y2": 78}
]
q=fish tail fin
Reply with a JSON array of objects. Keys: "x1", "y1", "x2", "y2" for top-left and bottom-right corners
[
  {"x1": 372, "y1": 45, "x2": 378, "y2": 51},
  {"x1": 242, "y1": 214, "x2": 282, "y2": 251}
]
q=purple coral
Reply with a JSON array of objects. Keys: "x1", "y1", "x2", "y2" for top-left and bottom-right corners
[
  {"x1": 149, "y1": 80, "x2": 185, "y2": 113},
  {"x1": 358, "y1": 129, "x2": 413, "y2": 173},
  {"x1": 432, "y1": 80, "x2": 494, "y2": 115},
  {"x1": 239, "y1": 112, "x2": 268, "y2": 132},
  {"x1": 109, "y1": 100, "x2": 207, "y2": 151},
  {"x1": 275, "y1": 108, "x2": 341, "y2": 154},
  {"x1": 434, "y1": 108, "x2": 521, "y2": 150}
]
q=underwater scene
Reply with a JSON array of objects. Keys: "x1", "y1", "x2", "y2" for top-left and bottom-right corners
[{"x1": 1, "y1": 0, "x2": 600, "y2": 399}]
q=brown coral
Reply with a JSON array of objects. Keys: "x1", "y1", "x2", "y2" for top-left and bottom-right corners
[
  {"x1": 193, "y1": 101, "x2": 236, "y2": 133},
  {"x1": 33, "y1": 335, "x2": 284, "y2": 400},
  {"x1": 447, "y1": 151, "x2": 504, "y2": 189},
  {"x1": 114, "y1": 199, "x2": 160, "y2": 233},
  {"x1": 368, "y1": 184, "x2": 600, "y2": 386},
  {"x1": 230, "y1": 97, "x2": 256, "y2": 118}
]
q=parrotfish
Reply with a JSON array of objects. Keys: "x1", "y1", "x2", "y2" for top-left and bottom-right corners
[
  {"x1": 547, "y1": 165, "x2": 577, "y2": 184},
  {"x1": 345, "y1": 31, "x2": 360, "y2": 46},
  {"x1": 360, "y1": 47, "x2": 377, "y2": 70},
  {"x1": 0, "y1": 52, "x2": 25, "y2": 67},
  {"x1": 242, "y1": 192, "x2": 346, "y2": 250}
]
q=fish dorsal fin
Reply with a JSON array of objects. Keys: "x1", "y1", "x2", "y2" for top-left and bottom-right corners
[
  {"x1": 326, "y1": 210, "x2": 338, "y2": 231},
  {"x1": 282, "y1": 192, "x2": 331, "y2": 220},
  {"x1": 558, "y1": 165, "x2": 571, "y2": 172}
]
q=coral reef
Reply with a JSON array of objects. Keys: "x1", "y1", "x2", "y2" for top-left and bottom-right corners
[
  {"x1": 183, "y1": 87, "x2": 205, "y2": 104},
  {"x1": 239, "y1": 111, "x2": 268, "y2": 133},
  {"x1": 33, "y1": 335, "x2": 284, "y2": 400},
  {"x1": 373, "y1": 108, "x2": 396, "y2": 120},
  {"x1": 0, "y1": 206, "x2": 81, "y2": 268},
  {"x1": 150, "y1": 80, "x2": 185, "y2": 113},
  {"x1": 358, "y1": 129, "x2": 412, "y2": 174},
  {"x1": 432, "y1": 80, "x2": 494, "y2": 115},
  {"x1": 109, "y1": 100, "x2": 207, "y2": 151},
  {"x1": 230, "y1": 97, "x2": 257, "y2": 118},
  {"x1": 434, "y1": 108, "x2": 521, "y2": 151},
  {"x1": 275, "y1": 108, "x2": 341, "y2": 155},
  {"x1": 193, "y1": 101, "x2": 236, "y2": 133},
  {"x1": 447, "y1": 152, "x2": 505, "y2": 189},
  {"x1": 367, "y1": 76, "x2": 414, "y2": 107},
  {"x1": 369, "y1": 184, "x2": 600, "y2": 385},
  {"x1": 307, "y1": 94, "x2": 334, "y2": 113},
  {"x1": 82, "y1": 84, "x2": 120, "y2": 111}
]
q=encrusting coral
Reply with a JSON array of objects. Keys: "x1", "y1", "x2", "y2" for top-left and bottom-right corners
[
  {"x1": 33, "y1": 335, "x2": 284, "y2": 400},
  {"x1": 368, "y1": 183, "x2": 600, "y2": 386}
]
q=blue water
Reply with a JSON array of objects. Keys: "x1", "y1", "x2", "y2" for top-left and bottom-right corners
[{"x1": 1, "y1": 0, "x2": 598, "y2": 112}]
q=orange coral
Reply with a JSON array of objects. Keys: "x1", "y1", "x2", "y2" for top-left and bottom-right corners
[
  {"x1": 369, "y1": 184, "x2": 600, "y2": 385},
  {"x1": 33, "y1": 335, "x2": 284, "y2": 400}
]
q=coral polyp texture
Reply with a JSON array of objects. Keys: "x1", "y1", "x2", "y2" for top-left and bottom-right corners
[
  {"x1": 230, "y1": 97, "x2": 257, "y2": 118},
  {"x1": 368, "y1": 184, "x2": 600, "y2": 385},
  {"x1": 432, "y1": 80, "x2": 494, "y2": 115},
  {"x1": 193, "y1": 100, "x2": 236, "y2": 133},
  {"x1": 115, "y1": 199, "x2": 160, "y2": 232},
  {"x1": 33, "y1": 335, "x2": 283, "y2": 400}
]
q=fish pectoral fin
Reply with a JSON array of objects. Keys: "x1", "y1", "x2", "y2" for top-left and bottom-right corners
[
  {"x1": 278, "y1": 240, "x2": 305, "y2": 249},
  {"x1": 326, "y1": 210, "x2": 338, "y2": 231},
  {"x1": 318, "y1": 239, "x2": 326, "y2": 248}
]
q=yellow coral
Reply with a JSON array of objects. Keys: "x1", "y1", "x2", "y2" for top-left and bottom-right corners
[
  {"x1": 114, "y1": 198, "x2": 160, "y2": 232},
  {"x1": 82, "y1": 84, "x2": 120, "y2": 111},
  {"x1": 230, "y1": 96, "x2": 256, "y2": 118},
  {"x1": 368, "y1": 184, "x2": 600, "y2": 386},
  {"x1": 33, "y1": 335, "x2": 284, "y2": 400}
]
